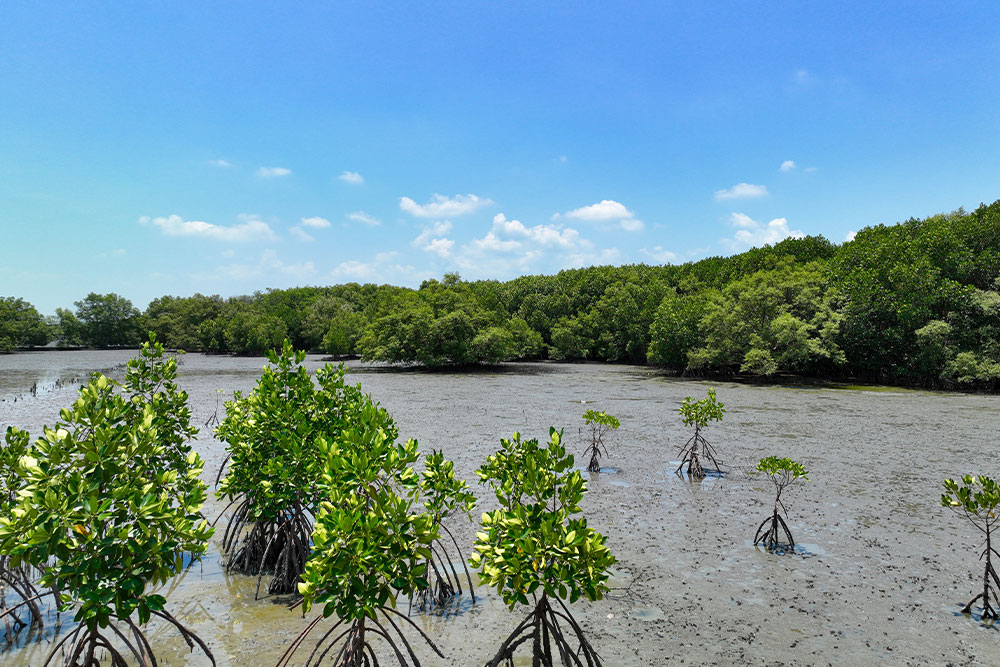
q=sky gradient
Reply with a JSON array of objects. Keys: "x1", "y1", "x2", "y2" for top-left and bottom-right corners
[{"x1": 3, "y1": 2, "x2": 999, "y2": 314}]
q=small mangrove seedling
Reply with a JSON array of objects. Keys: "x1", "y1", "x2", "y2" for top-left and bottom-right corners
[
  {"x1": 582, "y1": 409, "x2": 620, "y2": 473},
  {"x1": 472, "y1": 428, "x2": 616, "y2": 667},
  {"x1": 942, "y1": 475, "x2": 1000, "y2": 620},
  {"x1": 753, "y1": 456, "x2": 808, "y2": 551},
  {"x1": 414, "y1": 450, "x2": 477, "y2": 612},
  {"x1": 676, "y1": 387, "x2": 725, "y2": 478}
]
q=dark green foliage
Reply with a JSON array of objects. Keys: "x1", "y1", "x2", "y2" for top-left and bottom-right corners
[
  {"x1": 0, "y1": 297, "x2": 49, "y2": 351},
  {"x1": 73, "y1": 292, "x2": 143, "y2": 348},
  {"x1": 472, "y1": 428, "x2": 616, "y2": 666}
]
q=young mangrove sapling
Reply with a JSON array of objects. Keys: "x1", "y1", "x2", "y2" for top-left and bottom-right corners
[
  {"x1": 581, "y1": 409, "x2": 620, "y2": 473},
  {"x1": 676, "y1": 387, "x2": 725, "y2": 478},
  {"x1": 278, "y1": 428, "x2": 444, "y2": 667},
  {"x1": 472, "y1": 428, "x2": 617, "y2": 667},
  {"x1": 0, "y1": 340, "x2": 214, "y2": 665},
  {"x1": 414, "y1": 450, "x2": 477, "y2": 612},
  {"x1": 753, "y1": 456, "x2": 808, "y2": 551},
  {"x1": 942, "y1": 475, "x2": 1000, "y2": 620},
  {"x1": 216, "y1": 340, "x2": 397, "y2": 596}
]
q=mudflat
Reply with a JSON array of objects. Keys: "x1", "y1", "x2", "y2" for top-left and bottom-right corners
[{"x1": 2, "y1": 351, "x2": 999, "y2": 665}]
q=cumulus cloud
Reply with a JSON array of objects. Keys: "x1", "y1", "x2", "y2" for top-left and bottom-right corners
[
  {"x1": 347, "y1": 211, "x2": 380, "y2": 226},
  {"x1": 290, "y1": 226, "x2": 315, "y2": 243},
  {"x1": 399, "y1": 193, "x2": 493, "y2": 218},
  {"x1": 257, "y1": 166, "x2": 292, "y2": 178},
  {"x1": 300, "y1": 216, "x2": 331, "y2": 229},
  {"x1": 845, "y1": 230, "x2": 857, "y2": 242},
  {"x1": 209, "y1": 159, "x2": 232, "y2": 168},
  {"x1": 453, "y1": 213, "x2": 619, "y2": 277},
  {"x1": 209, "y1": 249, "x2": 315, "y2": 281},
  {"x1": 412, "y1": 221, "x2": 454, "y2": 256},
  {"x1": 779, "y1": 160, "x2": 796, "y2": 173},
  {"x1": 338, "y1": 171, "x2": 364, "y2": 185},
  {"x1": 714, "y1": 183, "x2": 768, "y2": 200},
  {"x1": 140, "y1": 214, "x2": 277, "y2": 243},
  {"x1": 330, "y1": 252, "x2": 428, "y2": 284},
  {"x1": 723, "y1": 212, "x2": 804, "y2": 250},
  {"x1": 556, "y1": 200, "x2": 643, "y2": 232},
  {"x1": 640, "y1": 246, "x2": 678, "y2": 263}
]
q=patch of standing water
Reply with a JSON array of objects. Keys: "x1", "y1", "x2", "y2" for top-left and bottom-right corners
[{"x1": 744, "y1": 539, "x2": 826, "y2": 558}]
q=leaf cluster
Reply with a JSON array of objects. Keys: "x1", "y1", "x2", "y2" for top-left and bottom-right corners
[
  {"x1": 755, "y1": 456, "x2": 809, "y2": 481},
  {"x1": 297, "y1": 428, "x2": 436, "y2": 621},
  {"x1": 942, "y1": 475, "x2": 1000, "y2": 526},
  {"x1": 582, "y1": 409, "x2": 620, "y2": 431},
  {"x1": 679, "y1": 387, "x2": 725, "y2": 429},
  {"x1": 216, "y1": 340, "x2": 397, "y2": 522},
  {"x1": 421, "y1": 449, "x2": 477, "y2": 523},
  {"x1": 470, "y1": 428, "x2": 616, "y2": 609}
]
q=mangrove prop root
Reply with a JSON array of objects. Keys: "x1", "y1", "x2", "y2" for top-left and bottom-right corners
[
  {"x1": 41, "y1": 609, "x2": 214, "y2": 667},
  {"x1": 0, "y1": 560, "x2": 53, "y2": 639},
  {"x1": 754, "y1": 510, "x2": 795, "y2": 550},
  {"x1": 485, "y1": 594, "x2": 602, "y2": 667},
  {"x1": 411, "y1": 523, "x2": 476, "y2": 613},
  {"x1": 220, "y1": 497, "x2": 313, "y2": 596},
  {"x1": 961, "y1": 529, "x2": 1000, "y2": 621},
  {"x1": 276, "y1": 607, "x2": 444, "y2": 667},
  {"x1": 675, "y1": 426, "x2": 723, "y2": 479}
]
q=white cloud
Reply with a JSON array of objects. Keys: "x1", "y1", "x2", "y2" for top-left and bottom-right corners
[
  {"x1": 330, "y1": 260, "x2": 377, "y2": 281},
  {"x1": 209, "y1": 159, "x2": 232, "y2": 168},
  {"x1": 140, "y1": 214, "x2": 277, "y2": 243},
  {"x1": 412, "y1": 221, "x2": 454, "y2": 249},
  {"x1": 424, "y1": 238, "x2": 455, "y2": 258},
  {"x1": 714, "y1": 183, "x2": 768, "y2": 200},
  {"x1": 347, "y1": 211, "x2": 380, "y2": 226},
  {"x1": 640, "y1": 246, "x2": 678, "y2": 263},
  {"x1": 845, "y1": 230, "x2": 857, "y2": 242},
  {"x1": 211, "y1": 249, "x2": 315, "y2": 281},
  {"x1": 556, "y1": 200, "x2": 643, "y2": 232},
  {"x1": 399, "y1": 193, "x2": 493, "y2": 218},
  {"x1": 300, "y1": 216, "x2": 331, "y2": 229},
  {"x1": 453, "y1": 212, "x2": 619, "y2": 277},
  {"x1": 330, "y1": 252, "x2": 428, "y2": 284},
  {"x1": 257, "y1": 166, "x2": 292, "y2": 178},
  {"x1": 290, "y1": 226, "x2": 315, "y2": 243},
  {"x1": 723, "y1": 212, "x2": 804, "y2": 250},
  {"x1": 779, "y1": 160, "x2": 796, "y2": 173},
  {"x1": 338, "y1": 171, "x2": 364, "y2": 185}
]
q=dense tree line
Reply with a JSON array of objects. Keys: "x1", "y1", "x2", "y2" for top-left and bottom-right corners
[{"x1": 5, "y1": 199, "x2": 1000, "y2": 387}]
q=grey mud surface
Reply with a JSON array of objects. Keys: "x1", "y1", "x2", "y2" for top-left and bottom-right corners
[{"x1": 2, "y1": 350, "x2": 1000, "y2": 665}]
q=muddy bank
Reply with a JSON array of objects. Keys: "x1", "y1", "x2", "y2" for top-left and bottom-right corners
[{"x1": 2, "y1": 353, "x2": 1000, "y2": 665}]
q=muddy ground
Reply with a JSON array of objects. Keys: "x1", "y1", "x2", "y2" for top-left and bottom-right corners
[{"x1": 2, "y1": 351, "x2": 999, "y2": 665}]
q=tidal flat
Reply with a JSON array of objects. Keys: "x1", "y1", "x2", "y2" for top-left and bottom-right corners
[{"x1": 2, "y1": 350, "x2": 999, "y2": 665}]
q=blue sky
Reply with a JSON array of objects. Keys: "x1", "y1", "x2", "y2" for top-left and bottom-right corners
[{"x1": 2, "y1": 2, "x2": 999, "y2": 314}]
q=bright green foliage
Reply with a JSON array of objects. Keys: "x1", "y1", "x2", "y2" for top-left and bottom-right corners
[
  {"x1": 471, "y1": 428, "x2": 616, "y2": 609},
  {"x1": 583, "y1": 409, "x2": 620, "y2": 431},
  {"x1": 217, "y1": 341, "x2": 395, "y2": 526},
  {"x1": 297, "y1": 433, "x2": 435, "y2": 621},
  {"x1": 756, "y1": 456, "x2": 809, "y2": 481},
  {"x1": 942, "y1": 475, "x2": 1000, "y2": 517},
  {"x1": 679, "y1": 387, "x2": 725, "y2": 429},
  {"x1": 421, "y1": 450, "x2": 477, "y2": 523},
  {"x1": 0, "y1": 370, "x2": 212, "y2": 631}
]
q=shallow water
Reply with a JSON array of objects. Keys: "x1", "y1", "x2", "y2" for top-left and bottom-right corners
[{"x1": 2, "y1": 352, "x2": 1000, "y2": 665}]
